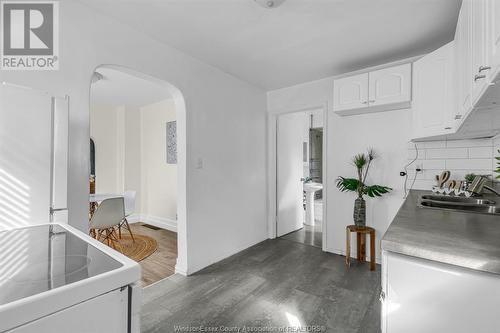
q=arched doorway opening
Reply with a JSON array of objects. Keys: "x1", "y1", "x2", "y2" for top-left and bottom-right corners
[{"x1": 88, "y1": 64, "x2": 187, "y2": 285}]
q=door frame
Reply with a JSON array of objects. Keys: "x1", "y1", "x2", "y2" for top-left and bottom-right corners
[{"x1": 267, "y1": 102, "x2": 329, "y2": 252}]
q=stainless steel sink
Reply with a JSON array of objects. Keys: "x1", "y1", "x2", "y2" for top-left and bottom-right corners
[
  {"x1": 421, "y1": 195, "x2": 496, "y2": 205},
  {"x1": 418, "y1": 195, "x2": 500, "y2": 216}
]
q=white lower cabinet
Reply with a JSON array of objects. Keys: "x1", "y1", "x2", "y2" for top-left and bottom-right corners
[
  {"x1": 382, "y1": 251, "x2": 500, "y2": 333},
  {"x1": 10, "y1": 289, "x2": 128, "y2": 333}
]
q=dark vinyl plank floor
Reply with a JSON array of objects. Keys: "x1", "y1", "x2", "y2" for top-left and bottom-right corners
[
  {"x1": 280, "y1": 224, "x2": 323, "y2": 248},
  {"x1": 141, "y1": 238, "x2": 381, "y2": 333}
]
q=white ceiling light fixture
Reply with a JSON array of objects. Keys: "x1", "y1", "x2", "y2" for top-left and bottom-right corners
[{"x1": 254, "y1": 0, "x2": 287, "y2": 9}]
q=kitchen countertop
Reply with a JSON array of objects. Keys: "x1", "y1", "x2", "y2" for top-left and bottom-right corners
[{"x1": 382, "y1": 189, "x2": 500, "y2": 275}]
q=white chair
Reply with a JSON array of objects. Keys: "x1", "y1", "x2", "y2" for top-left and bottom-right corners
[
  {"x1": 118, "y1": 190, "x2": 136, "y2": 241},
  {"x1": 89, "y1": 197, "x2": 125, "y2": 251}
]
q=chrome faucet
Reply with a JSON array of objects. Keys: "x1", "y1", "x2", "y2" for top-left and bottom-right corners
[{"x1": 468, "y1": 175, "x2": 500, "y2": 197}]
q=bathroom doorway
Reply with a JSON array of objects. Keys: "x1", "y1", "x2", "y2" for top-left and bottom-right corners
[{"x1": 274, "y1": 107, "x2": 326, "y2": 249}]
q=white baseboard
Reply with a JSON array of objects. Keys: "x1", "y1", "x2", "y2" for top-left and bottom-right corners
[
  {"x1": 129, "y1": 214, "x2": 177, "y2": 232},
  {"x1": 127, "y1": 214, "x2": 141, "y2": 224},
  {"x1": 175, "y1": 258, "x2": 188, "y2": 276}
]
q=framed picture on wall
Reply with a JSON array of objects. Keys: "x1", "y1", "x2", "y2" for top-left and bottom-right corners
[{"x1": 166, "y1": 121, "x2": 177, "y2": 164}]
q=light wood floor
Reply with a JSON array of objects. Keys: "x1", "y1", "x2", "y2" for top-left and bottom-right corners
[{"x1": 129, "y1": 223, "x2": 178, "y2": 287}]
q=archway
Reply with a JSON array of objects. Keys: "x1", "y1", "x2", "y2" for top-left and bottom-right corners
[{"x1": 88, "y1": 64, "x2": 188, "y2": 281}]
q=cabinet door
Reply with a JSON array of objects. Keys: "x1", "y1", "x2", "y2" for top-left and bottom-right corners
[
  {"x1": 487, "y1": 0, "x2": 500, "y2": 79},
  {"x1": 368, "y1": 63, "x2": 411, "y2": 107},
  {"x1": 471, "y1": 0, "x2": 489, "y2": 103},
  {"x1": 383, "y1": 252, "x2": 500, "y2": 333},
  {"x1": 333, "y1": 73, "x2": 368, "y2": 111},
  {"x1": 455, "y1": 0, "x2": 473, "y2": 120},
  {"x1": 412, "y1": 42, "x2": 455, "y2": 139},
  {"x1": 10, "y1": 289, "x2": 128, "y2": 333}
]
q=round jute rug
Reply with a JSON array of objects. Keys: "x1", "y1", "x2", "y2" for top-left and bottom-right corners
[{"x1": 116, "y1": 234, "x2": 158, "y2": 262}]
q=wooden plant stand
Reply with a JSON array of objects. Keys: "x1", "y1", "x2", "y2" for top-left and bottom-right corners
[{"x1": 345, "y1": 225, "x2": 376, "y2": 271}]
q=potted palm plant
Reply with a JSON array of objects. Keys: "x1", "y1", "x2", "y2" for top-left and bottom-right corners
[{"x1": 336, "y1": 149, "x2": 392, "y2": 227}]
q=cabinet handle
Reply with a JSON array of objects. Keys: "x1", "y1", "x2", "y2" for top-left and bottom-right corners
[
  {"x1": 474, "y1": 74, "x2": 486, "y2": 82},
  {"x1": 445, "y1": 127, "x2": 452, "y2": 130},
  {"x1": 478, "y1": 66, "x2": 491, "y2": 73},
  {"x1": 379, "y1": 290, "x2": 386, "y2": 302},
  {"x1": 362, "y1": 101, "x2": 368, "y2": 104}
]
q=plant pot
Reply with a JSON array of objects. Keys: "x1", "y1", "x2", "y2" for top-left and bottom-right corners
[{"x1": 353, "y1": 197, "x2": 366, "y2": 227}]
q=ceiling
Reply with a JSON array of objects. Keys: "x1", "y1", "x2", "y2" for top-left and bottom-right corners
[
  {"x1": 80, "y1": 0, "x2": 462, "y2": 90},
  {"x1": 91, "y1": 67, "x2": 171, "y2": 109}
]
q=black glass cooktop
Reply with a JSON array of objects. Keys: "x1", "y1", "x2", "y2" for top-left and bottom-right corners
[{"x1": 0, "y1": 224, "x2": 122, "y2": 306}]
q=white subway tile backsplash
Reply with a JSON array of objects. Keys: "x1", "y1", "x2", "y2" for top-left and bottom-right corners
[
  {"x1": 468, "y1": 147, "x2": 493, "y2": 159},
  {"x1": 491, "y1": 134, "x2": 500, "y2": 146},
  {"x1": 408, "y1": 137, "x2": 496, "y2": 191},
  {"x1": 423, "y1": 141, "x2": 447, "y2": 149},
  {"x1": 407, "y1": 170, "x2": 426, "y2": 180},
  {"x1": 445, "y1": 158, "x2": 492, "y2": 170},
  {"x1": 408, "y1": 148, "x2": 424, "y2": 160},
  {"x1": 425, "y1": 148, "x2": 468, "y2": 159},
  {"x1": 422, "y1": 159, "x2": 446, "y2": 170},
  {"x1": 411, "y1": 180, "x2": 436, "y2": 190}
]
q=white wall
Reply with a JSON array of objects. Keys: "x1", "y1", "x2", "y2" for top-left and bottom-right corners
[
  {"x1": 408, "y1": 137, "x2": 500, "y2": 190},
  {"x1": 268, "y1": 77, "x2": 412, "y2": 261},
  {"x1": 90, "y1": 105, "x2": 124, "y2": 194},
  {"x1": 91, "y1": 99, "x2": 178, "y2": 227},
  {"x1": 0, "y1": 0, "x2": 267, "y2": 275},
  {"x1": 124, "y1": 106, "x2": 142, "y2": 211},
  {"x1": 140, "y1": 99, "x2": 177, "y2": 223}
]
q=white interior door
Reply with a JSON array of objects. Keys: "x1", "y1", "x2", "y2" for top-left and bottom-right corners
[{"x1": 277, "y1": 112, "x2": 305, "y2": 237}]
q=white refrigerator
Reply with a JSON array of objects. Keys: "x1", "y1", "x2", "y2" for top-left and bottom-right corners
[{"x1": 0, "y1": 82, "x2": 68, "y2": 231}]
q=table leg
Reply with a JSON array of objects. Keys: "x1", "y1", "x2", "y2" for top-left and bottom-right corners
[
  {"x1": 345, "y1": 228, "x2": 351, "y2": 267},
  {"x1": 360, "y1": 233, "x2": 366, "y2": 262},
  {"x1": 370, "y1": 230, "x2": 376, "y2": 271},
  {"x1": 357, "y1": 232, "x2": 362, "y2": 261}
]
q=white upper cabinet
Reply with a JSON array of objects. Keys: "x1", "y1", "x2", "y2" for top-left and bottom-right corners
[
  {"x1": 471, "y1": 0, "x2": 489, "y2": 103},
  {"x1": 455, "y1": 0, "x2": 473, "y2": 120},
  {"x1": 368, "y1": 64, "x2": 412, "y2": 107},
  {"x1": 333, "y1": 64, "x2": 411, "y2": 116},
  {"x1": 487, "y1": 0, "x2": 500, "y2": 80},
  {"x1": 411, "y1": 0, "x2": 500, "y2": 141},
  {"x1": 412, "y1": 42, "x2": 456, "y2": 140},
  {"x1": 333, "y1": 73, "x2": 369, "y2": 112}
]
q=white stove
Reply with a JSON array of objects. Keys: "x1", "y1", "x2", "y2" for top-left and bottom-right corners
[{"x1": 0, "y1": 223, "x2": 141, "y2": 333}]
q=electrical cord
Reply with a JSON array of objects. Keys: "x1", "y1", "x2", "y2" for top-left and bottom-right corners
[{"x1": 403, "y1": 142, "x2": 419, "y2": 198}]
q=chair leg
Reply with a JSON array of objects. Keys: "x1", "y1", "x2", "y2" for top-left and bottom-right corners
[
  {"x1": 124, "y1": 218, "x2": 135, "y2": 242},
  {"x1": 106, "y1": 229, "x2": 112, "y2": 247},
  {"x1": 109, "y1": 227, "x2": 123, "y2": 253},
  {"x1": 118, "y1": 223, "x2": 122, "y2": 239}
]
